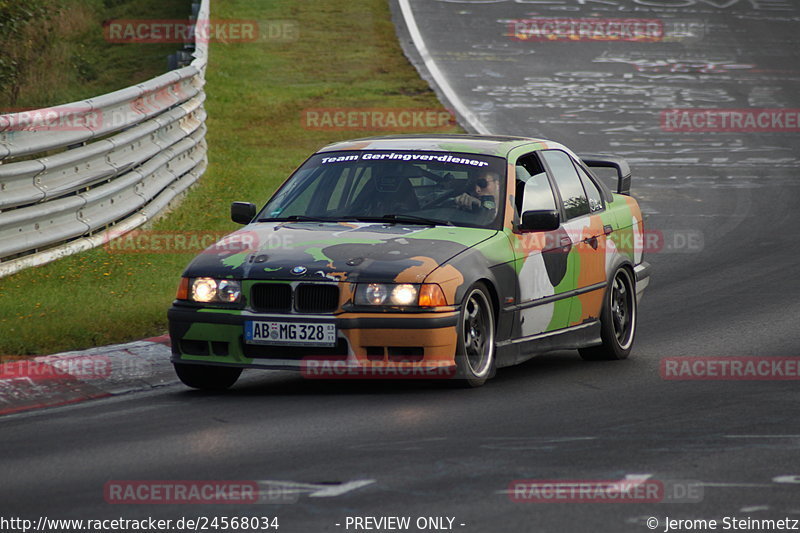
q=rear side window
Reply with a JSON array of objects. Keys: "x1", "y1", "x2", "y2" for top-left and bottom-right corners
[
  {"x1": 541, "y1": 150, "x2": 590, "y2": 219},
  {"x1": 575, "y1": 164, "x2": 604, "y2": 213}
]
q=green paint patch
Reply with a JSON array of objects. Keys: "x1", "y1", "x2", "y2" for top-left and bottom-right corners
[
  {"x1": 545, "y1": 247, "x2": 581, "y2": 331},
  {"x1": 196, "y1": 308, "x2": 241, "y2": 315},
  {"x1": 473, "y1": 231, "x2": 516, "y2": 266},
  {"x1": 304, "y1": 247, "x2": 331, "y2": 262},
  {"x1": 222, "y1": 253, "x2": 249, "y2": 269}
]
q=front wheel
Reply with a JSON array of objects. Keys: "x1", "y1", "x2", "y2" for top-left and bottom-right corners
[
  {"x1": 579, "y1": 266, "x2": 637, "y2": 361},
  {"x1": 174, "y1": 363, "x2": 242, "y2": 390},
  {"x1": 455, "y1": 283, "x2": 496, "y2": 387}
]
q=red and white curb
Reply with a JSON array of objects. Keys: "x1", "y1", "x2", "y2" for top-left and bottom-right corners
[{"x1": 0, "y1": 335, "x2": 175, "y2": 416}]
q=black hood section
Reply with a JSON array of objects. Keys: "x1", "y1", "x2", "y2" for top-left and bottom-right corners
[{"x1": 183, "y1": 222, "x2": 495, "y2": 283}]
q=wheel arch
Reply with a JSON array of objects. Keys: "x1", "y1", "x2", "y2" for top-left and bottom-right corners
[
  {"x1": 607, "y1": 257, "x2": 636, "y2": 288},
  {"x1": 473, "y1": 277, "x2": 500, "y2": 332}
]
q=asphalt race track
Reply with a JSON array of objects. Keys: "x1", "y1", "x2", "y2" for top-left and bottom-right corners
[{"x1": 3, "y1": 1, "x2": 800, "y2": 531}]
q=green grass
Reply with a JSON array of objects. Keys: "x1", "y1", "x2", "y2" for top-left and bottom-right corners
[
  {"x1": 0, "y1": 0, "x2": 191, "y2": 108},
  {"x1": 0, "y1": 0, "x2": 461, "y2": 355}
]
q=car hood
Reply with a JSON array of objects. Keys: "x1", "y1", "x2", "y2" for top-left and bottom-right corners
[{"x1": 184, "y1": 221, "x2": 497, "y2": 283}]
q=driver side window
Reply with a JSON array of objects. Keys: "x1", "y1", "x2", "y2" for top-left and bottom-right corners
[{"x1": 515, "y1": 154, "x2": 556, "y2": 216}]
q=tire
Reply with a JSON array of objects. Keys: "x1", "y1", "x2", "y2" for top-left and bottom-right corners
[
  {"x1": 455, "y1": 283, "x2": 496, "y2": 387},
  {"x1": 579, "y1": 266, "x2": 637, "y2": 361},
  {"x1": 174, "y1": 363, "x2": 242, "y2": 390}
]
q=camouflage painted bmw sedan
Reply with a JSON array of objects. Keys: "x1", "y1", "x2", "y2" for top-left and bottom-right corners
[{"x1": 168, "y1": 134, "x2": 650, "y2": 389}]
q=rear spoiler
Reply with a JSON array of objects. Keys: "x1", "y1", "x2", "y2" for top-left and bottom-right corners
[{"x1": 579, "y1": 154, "x2": 632, "y2": 195}]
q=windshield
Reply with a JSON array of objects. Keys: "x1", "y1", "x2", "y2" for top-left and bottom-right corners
[{"x1": 259, "y1": 150, "x2": 507, "y2": 229}]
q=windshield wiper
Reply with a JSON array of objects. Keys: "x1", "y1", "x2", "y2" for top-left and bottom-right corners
[
  {"x1": 259, "y1": 214, "x2": 453, "y2": 226},
  {"x1": 257, "y1": 215, "x2": 337, "y2": 222},
  {"x1": 350, "y1": 214, "x2": 453, "y2": 226}
]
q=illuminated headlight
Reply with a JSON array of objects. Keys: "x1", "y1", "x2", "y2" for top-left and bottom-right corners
[
  {"x1": 391, "y1": 284, "x2": 417, "y2": 306},
  {"x1": 355, "y1": 283, "x2": 444, "y2": 307},
  {"x1": 191, "y1": 278, "x2": 217, "y2": 302},
  {"x1": 190, "y1": 277, "x2": 241, "y2": 304}
]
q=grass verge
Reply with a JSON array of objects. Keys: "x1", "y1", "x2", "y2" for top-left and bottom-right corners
[
  {"x1": 0, "y1": 0, "x2": 460, "y2": 355},
  {"x1": 0, "y1": 0, "x2": 191, "y2": 109}
]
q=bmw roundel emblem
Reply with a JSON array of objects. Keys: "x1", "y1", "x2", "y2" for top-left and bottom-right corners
[{"x1": 291, "y1": 265, "x2": 307, "y2": 275}]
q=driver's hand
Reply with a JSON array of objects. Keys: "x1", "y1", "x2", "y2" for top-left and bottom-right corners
[{"x1": 454, "y1": 193, "x2": 481, "y2": 210}]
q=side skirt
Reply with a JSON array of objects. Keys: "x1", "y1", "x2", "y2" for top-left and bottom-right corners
[{"x1": 495, "y1": 321, "x2": 602, "y2": 368}]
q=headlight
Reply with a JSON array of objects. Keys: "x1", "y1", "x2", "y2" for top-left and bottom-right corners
[
  {"x1": 363, "y1": 283, "x2": 388, "y2": 305},
  {"x1": 188, "y1": 277, "x2": 242, "y2": 304},
  {"x1": 354, "y1": 283, "x2": 446, "y2": 307},
  {"x1": 192, "y1": 278, "x2": 217, "y2": 302},
  {"x1": 391, "y1": 284, "x2": 417, "y2": 306},
  {"x1": 217, "y1": 280, "x2": 242, "y2": 303}
]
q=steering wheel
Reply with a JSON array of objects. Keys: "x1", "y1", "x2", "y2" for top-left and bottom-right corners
[{"x1": 422, "y1": 190, "x2": 460, "y2": 209}]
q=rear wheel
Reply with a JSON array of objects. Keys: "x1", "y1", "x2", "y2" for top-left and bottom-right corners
[
  {"x1": 579, "y1": 266, "x2": 637, "y2": 361},
  {"x1": 174, "y1": 363, "x2": 242, "y2": 390},
  {"x1": 455, "y1": 283, "x2": 496, "y2": 387}
]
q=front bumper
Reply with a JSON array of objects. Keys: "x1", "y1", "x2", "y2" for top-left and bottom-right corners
[{"x1": 168, "y1": 305, "x2": 459, "y2": 373}]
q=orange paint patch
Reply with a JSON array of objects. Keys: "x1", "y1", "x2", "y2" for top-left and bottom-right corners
[
  {"x1": 504, "y1": 162, "x2": 516, "y2": 229},
  {"x1": 395, "y1": 255, "x2": 438, "y2": 283},
  {"x1": 325, "y1": 271, "x2": 348, "y2": 281},
  {"x1": 623, "y1": 195, "x2": 643, "y2": 222},
  {"x1": 393, "y1": 255, "x2": 465, "y2": 305},
  {"x1": 574, "y1": 289, "x2": 605, "y2": 326},
  {"x1": 338, "y1": 281, "x2": 355, "y2": 309},
  {"x1": 423, "y1": 263, "x2": 465, "y2": 304},
  {"x1": 575, "y1": 216, "x2": 607, "y2": 322},
  {"x1": 340, "y1": 321, "x2": 458, "y2": 363}
]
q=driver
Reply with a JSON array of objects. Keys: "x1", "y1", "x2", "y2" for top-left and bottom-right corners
[{"x1": 454, "y1": 170, "x2": 501, "y2": 220}]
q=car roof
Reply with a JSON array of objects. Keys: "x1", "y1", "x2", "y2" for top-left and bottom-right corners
[{"x1": 317, "y1": 134, "x2": 566, "y2": 157}]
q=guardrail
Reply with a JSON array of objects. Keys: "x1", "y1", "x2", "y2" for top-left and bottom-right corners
[{"x1": 0, "y1": 0, "x2": 210, "y2": 278}]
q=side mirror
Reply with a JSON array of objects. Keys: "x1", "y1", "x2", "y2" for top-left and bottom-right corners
[
  {"x1": 519, "y1": 210, "x2": 560, "y2": 232},
  {"x1": 231, "y1": 202, "x2": 256, "y2": 225}
]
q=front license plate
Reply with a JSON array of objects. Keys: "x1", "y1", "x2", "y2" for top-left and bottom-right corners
[{"x1": 244, "y1": 320, "x2": 337, "y2": 347}]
